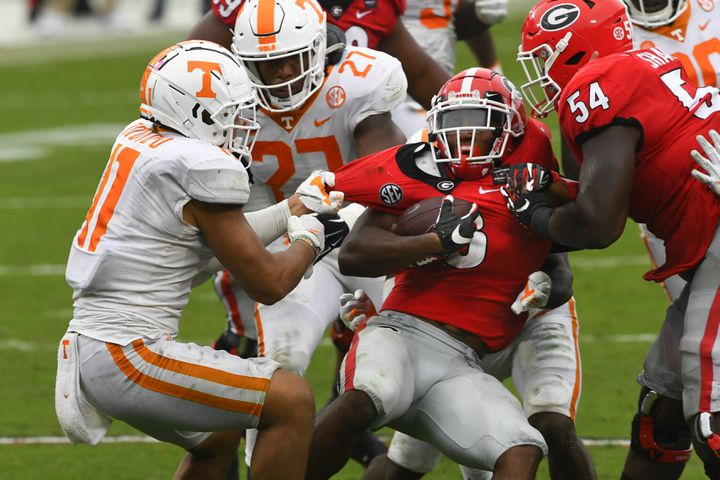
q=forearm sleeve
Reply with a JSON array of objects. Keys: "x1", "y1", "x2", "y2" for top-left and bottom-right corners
[{"x1": 245, "y1": 200, "x2": 292, "y2": 246}]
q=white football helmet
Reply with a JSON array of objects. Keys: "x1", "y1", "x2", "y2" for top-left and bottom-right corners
[
  {"x1": 232, "y1": 0, "x2": 327, "y2": 112},
  {"x1": 139, "y1": 41, "x2": 259, "y2": 160},
  {"x1": 622, "y1": 0, "x2": 687, "y2": 28}
]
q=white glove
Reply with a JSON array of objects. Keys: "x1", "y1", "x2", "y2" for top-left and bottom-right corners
[
  {"x1": 691, "y1": 130, "x2": 720, "y2": 197},
  {"x1": 337, "y1": 203, "x2": 366, "y2": 231},
  {"x1": 511, "y1": 271, "x2": 552, "y2": 315},
  {"x1": 296, "y1": 170, "x2": 344, "y2": 214},
  {"x1": 287, "y1": 215, "x2": 325, "y2": 279},
  {"x1": 474, "y1": 0, "x2": 507, "y2": 25},
  {"x1": 339, "y1": 289, "x2": 376, "y2": 332}
]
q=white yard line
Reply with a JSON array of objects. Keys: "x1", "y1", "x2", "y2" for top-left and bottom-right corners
[
  {"x1": 0, "y1": 434, "x2": 627, "y2": 446},
  {"x1": 0, "y1": 196, "x2": 88, "y2": 210},
  {"x1": 0, "y1": 124, "x2": 124, "y2": 162}
]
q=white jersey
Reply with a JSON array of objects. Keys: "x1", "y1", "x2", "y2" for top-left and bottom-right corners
[
  {"x1": 402, "y1": 0, "x2": 460, "y2": 75},
  {"x1": 66, "y1": 119, "x2": 250, "y2": 344},
  {"x1": 633, "y1": 1, "x2": 720, "y2": 87},
  {"x1": 246, "y1": 46, "x2": 407, "y2": 211}
]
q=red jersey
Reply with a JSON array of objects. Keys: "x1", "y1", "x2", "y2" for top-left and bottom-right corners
[
  {"x1": 211, "y1": 0, "x2": 405, "y2": 50},
  {"x1": 558, "y1": 48, "x2": 720, "y2": 282},
  {"x1": 333, "y1": 119, "x2": 556, "y2": 351}
]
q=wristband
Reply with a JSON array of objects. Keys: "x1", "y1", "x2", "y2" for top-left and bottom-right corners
[{"x1": 294, "y1": 237, "x2": 320, "y2": 257}]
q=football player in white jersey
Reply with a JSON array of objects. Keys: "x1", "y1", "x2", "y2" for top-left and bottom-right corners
[
  {"x1": 54, "y1": 40, "x2": 347, "y2": 480},
  {"x1": 618, "y1": 1, "x2": 720, "y2": 478},
  {"x1": 214, "y1": 0, "x2": 409, "y2": 472}
]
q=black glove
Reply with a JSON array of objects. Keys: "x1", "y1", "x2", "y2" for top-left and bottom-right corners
[
  {"x1": 501, "y1": 188, "x2": 554, "y2": 238},
  {"x1": 313, "y1": 212, "x2": 350, "y2": 264},
  {"x1": 506, "y1": 163, "x2": 553, "y2": 197},
  {"x1": 433, "y1": 195, "x2": 481, "y2": 253}
]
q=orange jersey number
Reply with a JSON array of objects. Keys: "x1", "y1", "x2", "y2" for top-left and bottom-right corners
[
  {"x1": 77, "y1": 144, "x2": 140, "y2": 252},
  {"x1": 252, "y1": 136, "x2": 342, "y2": 202}
]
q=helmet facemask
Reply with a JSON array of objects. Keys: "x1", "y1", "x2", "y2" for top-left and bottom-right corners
[
  {"x1": 517, "y1": 33, "x2": 571, "y2": 118},
  {"x1": 429, "y1": 92, "x2": 522, "y2": 180},
  {"x1": 624, "y1": 0, "x2": 687, "y2": 28}
]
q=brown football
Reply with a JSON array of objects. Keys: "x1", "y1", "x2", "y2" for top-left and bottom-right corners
[{"x1": 391, "y1": 196, "x2": 473, "y2": 237}]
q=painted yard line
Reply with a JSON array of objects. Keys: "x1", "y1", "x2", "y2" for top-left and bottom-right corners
[
  {"x1": 0, "y1": 196, "x2": 88, "y2": 210},
  {"x1": 0, "y1": 434, "x2": 628, "y2": 447},
  {"x1": 0, "y1": 124, "x2": 124, "y2": 162},
  {"x1": 570, "y1": 255, "x2": 650, "y2": 269},
  {"x1": 0, "y1": 264, "x2": 66, "y2": 276}
]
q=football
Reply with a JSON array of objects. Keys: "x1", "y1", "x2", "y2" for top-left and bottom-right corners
[{"x1": 391, "y1": 196, "x2": 473, "y2": 237}]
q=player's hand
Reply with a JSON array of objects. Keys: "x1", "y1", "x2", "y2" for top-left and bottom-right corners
[
  {"x1": 433, "y1": 195, "x2": 481, "y2": 253},
  {"x1": 339, "y1": 289, "x2": 376, "y2": 332},
  {"x1": 288, "y1": 214, "x2": 324, "y2": 258},
  {"x1": 506, "y1": 163, "x2": 553, "y2": 196},
  {"x1": 691, "y1": 130, "x2": 720, "y2": 197},
  {"x1": 501, "y1": 187, "x2": 553, "y2": 230},
  {"x1": 474, "y1": 0, "x2": 507, "y2": 25},
  {"x1": 511, "y1": 271, "x2": 552, "y2": 315},
  {"x1": 313, "y1": 212, "x2": 350, "y2": 264},
  {"x1": 295, "y1": 170, "x2": 344, "y2": 214}
]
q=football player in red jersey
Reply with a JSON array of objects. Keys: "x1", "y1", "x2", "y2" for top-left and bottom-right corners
[
  {"x1": 512, "y1": 0, "x2": 720, "y2": 478},
  {"x1": 187, "y1": 0, "x2": 449, "y2": 113},
  {"x1": 303, "y1": 68, "x2": 583, "y2": 480}
]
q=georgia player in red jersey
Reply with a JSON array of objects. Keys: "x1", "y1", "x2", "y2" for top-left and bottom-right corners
[
  {"x1": 513, "y1": 0, "x2": 720, "y2": 478},
  {"x1": 303, "y1": 68, "x2": 572, "y2": 479},
  {"x1": 187, "y1": 0, "x2": 449, "y2": 112}
]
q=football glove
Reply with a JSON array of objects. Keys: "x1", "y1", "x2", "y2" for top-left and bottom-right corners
[
  {"x1": 296, "y1": 170, "x2": 344, "y2": 214},
  {"x1": 288, "y1": 214, "x2": 324, "y2": 257},
  {"x1": 691, "y1": 129, "x2": 720, "y2": 197},
  {"x1": 474, "y1": 0, "x2": 507, "y2": 25},
  {"x1": 434, "y1": 195, "x2": 481, "y2": 253},
  {"x1": 501, "y1": 187, "x2": 554, "y2": 238},
  {"x1": 511, "y1": 271, "x2": 552, "y2": 315},
  {"x1": 314, "y1": 212, "x2": 350, "y2": 264},
  {"x1": 506, "y1": 163, "x2": 553, "y2": 196},
  {"x1": 339, "y1": 289, "x2": 376, "y2": 332}
]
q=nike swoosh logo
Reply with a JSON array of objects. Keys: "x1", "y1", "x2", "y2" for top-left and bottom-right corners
[
  {"x1": 699, "y1": 19, "x2": 711, "y2": 31},
  {"x1": 314, "y1": 116, "x2": 332, "y2": 127},
  {"x1": 478, "y1": 187, "x2": 502, "y2": 194},
  {"x1": 356, "y1": 10, "x2": 372, "y2": 18}
]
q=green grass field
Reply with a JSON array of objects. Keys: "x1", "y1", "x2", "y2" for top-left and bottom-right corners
[{"x1": 0, "y1": 10, "x2": 707, "y2": 480}]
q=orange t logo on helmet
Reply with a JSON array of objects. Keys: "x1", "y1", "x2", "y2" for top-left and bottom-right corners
[{"x1": 187, "y1": 61, "x2": 222, "y2": 98}]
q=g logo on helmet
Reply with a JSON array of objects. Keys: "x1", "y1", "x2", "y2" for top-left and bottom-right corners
[
  {"x1": 540, "y1": 4, "x2": 580, "y2": 31},
  {"x1": 379, "y1": 183, "x2": 403, "y2": 206}
]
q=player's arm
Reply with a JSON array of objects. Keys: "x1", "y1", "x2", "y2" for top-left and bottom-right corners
[
  {"x1": 338, "y1": 208, "x2": 444, "y2": 277},
  {"x1": 454, "y1": 0, "x2": 497, "y2": 70},
  {"x1": 354, "y1": 112, "x2": 406, "y2": 157},
  {"x1": 541, "y1": 253, "x2": 573, "y2": 309},
  {"x1": 377, "y1": 20, "x2": 450, "y2": 110},
  {"x1": 185, "y1": 10, "x2": 233, "y2": 48},
  {"x1": 548, "y1": 125, "x2": 639, "y2": 248},
  {"x1": 185, "y1": 201, "x2": 317, "y2": 305}
]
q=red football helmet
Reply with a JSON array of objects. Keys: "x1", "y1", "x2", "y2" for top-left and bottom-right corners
[
  {"x1": 517, "y1": 0, "x2": 633, "y2": 118},
  {"x1": 427, "y1": 67, "x2": 526, "y2": 180}
]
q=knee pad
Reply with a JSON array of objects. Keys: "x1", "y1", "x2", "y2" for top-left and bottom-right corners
[
  {"x1": 630, "y1": 387, "x2": 692, "y2": 463},
  {"x1": 692, "y1": 412, "x2": 720, "y2": 478},
  {"x1": 387, "y1": 432, "x2": 441, "y2": 474},
  {"x1": 268, "y1": 345, "x2": 311, "y2": 375}
]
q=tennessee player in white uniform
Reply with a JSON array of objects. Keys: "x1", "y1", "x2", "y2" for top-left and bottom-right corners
[
  {"x1": 221, "y1": 0, "x2": 408, "y2": 469},
  {"x1": 54, "y1": 41, "x2": 345, "y2": 480}
]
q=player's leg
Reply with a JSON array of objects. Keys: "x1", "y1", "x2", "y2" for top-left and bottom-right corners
[
  {"x1": 500, "y1": 299, "x2": 595, "y2": 479},
  {"x1": 381, "y1": 314, "x2": 545, "y2": 478},
  {"x1": 306, "y1": 314, "x2": 416, "y2": 480},
  {"x1": 679, "y1": 225, "x2": 720, "y2": 478},
  {"x1": 244, "y1": 261, "x2": 343, "y2": 468},
  {"x1": 72, "y1": 335, "x2": 312, "y2": 479},
  {"x1": 622, "y1": 292, "x2": 691, "y2": 479},
  {"x1": 212, "y1": 269, "x2": 258, "y2": 358},
  {"x1": 363, "y1": 432, "x2": 441, "y2": 480}
]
